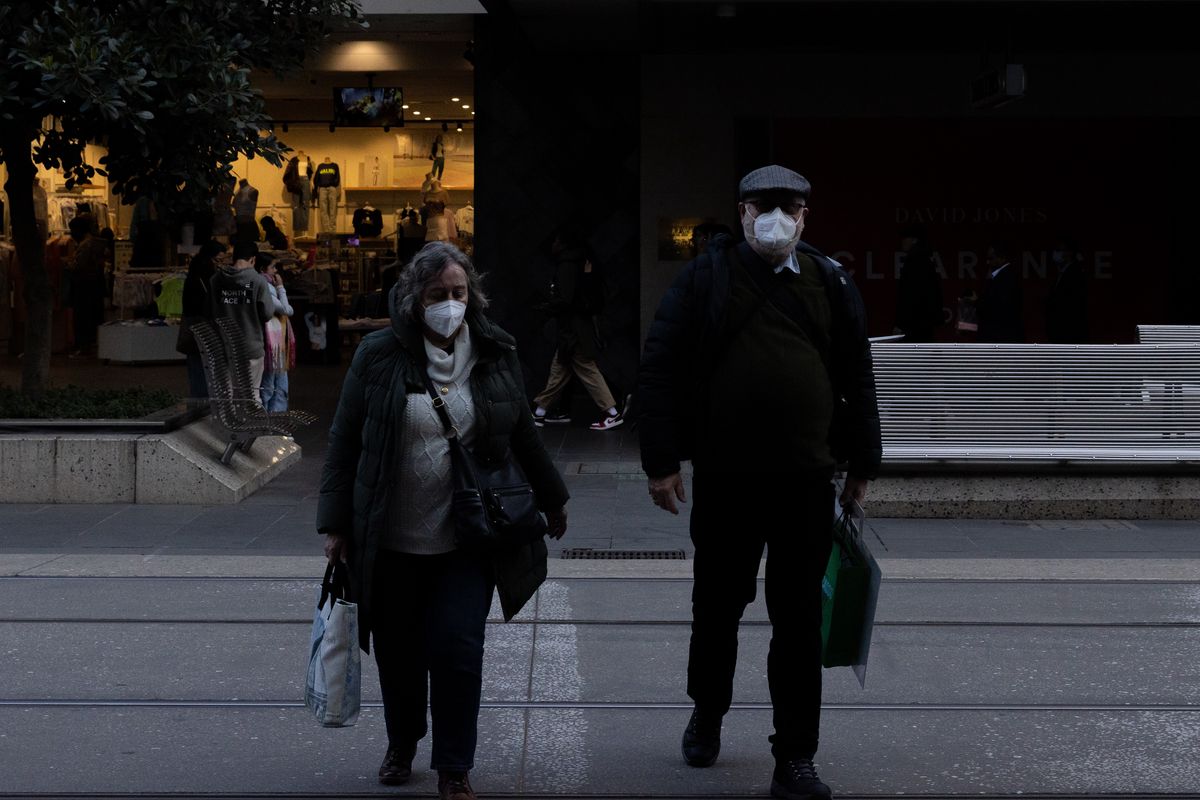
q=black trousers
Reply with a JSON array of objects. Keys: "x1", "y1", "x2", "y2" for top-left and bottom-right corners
[
  {"x1": 372, "y1": 549, "x2": 495, "y2": 772},
  {"x1": 687, "y1": 470, "x2": 835, "y2": 761}
]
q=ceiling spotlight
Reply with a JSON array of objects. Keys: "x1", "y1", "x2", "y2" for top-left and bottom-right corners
[
  {"x1": 413, "y1": 110, "x2": 421, "y2": 116},
  {"x1": 401, "y1": 104, "x2": 409, "y2": 109},
  {"x1": 452, "y1": 97, "x2": 460, "y2": 102},
  {"x1": 441, "y1": 122, "x2": 449, "y2": 132},
  {"x1": 471, "y1": 111, "x2": 475, "y2": 115},
  {"x1": 461, "y1": 104, "x2": 470, "y2": 109},
  {"x1": 456, "y1": 122, "x2": 463, "y2": 132}
]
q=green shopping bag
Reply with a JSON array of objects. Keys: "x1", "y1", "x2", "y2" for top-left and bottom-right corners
[{"x1": 820, "y1": 501, "x2": 882, "y2": 687}]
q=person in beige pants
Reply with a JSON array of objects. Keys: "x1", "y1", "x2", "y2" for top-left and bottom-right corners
[{"x1": 532, "y1": 228, "x2": 623, "y2": 431}]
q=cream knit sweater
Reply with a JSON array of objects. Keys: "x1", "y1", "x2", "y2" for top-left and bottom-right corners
[{"x1": 383, "y1": 324, "x2": 478, "y2": 554}]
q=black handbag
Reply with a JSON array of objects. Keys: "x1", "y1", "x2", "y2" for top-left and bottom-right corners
[{"x1": 422, "y1": 371, "x2": 548, "y2": 551}]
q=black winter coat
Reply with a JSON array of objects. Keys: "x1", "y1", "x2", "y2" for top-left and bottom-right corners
[
  {"x1": 548, "y1": 247, "x2": 604, "y2": 360},
  {"x1": 1045, "y1": 262, "x2": 1088, "y2": 344},
  {"x1": 978, "y1": 264, "x2": 1025, "y2": 343},
  {"x1": 637, "y1": 237, "x2": 883, "y2": 481},
  {"x1": 317, "y1": 292, "x2": 570, "y2": 651},
  {"x1": 895, "y1": 243, "x2": 944, "y2": 343}
]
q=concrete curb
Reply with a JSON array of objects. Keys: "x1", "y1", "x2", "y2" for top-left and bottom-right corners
[{"x1": 3, "y1": 553, "x2": 1198, "y2": 581}]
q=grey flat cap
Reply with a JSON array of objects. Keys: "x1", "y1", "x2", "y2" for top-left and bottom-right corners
[{"x1": 738, "y1": 165, "x2": 811, "y2": 200}]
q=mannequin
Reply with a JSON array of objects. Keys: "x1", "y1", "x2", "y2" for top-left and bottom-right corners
[
  {"x1": 212, "y1": 176, "x2": 237, "y2": 236},
  {"x1": 232, "y1": 178, "x2": 260, "y2": 243},
  {"x1": 284, "y1": 151, "x2": 315, "y2": 234},
  {"x1": 371, "y1": 156, "x2": 380, "y2": 187},
  {"x1": 313, "y1": 156, "x2": 341, "y2": 233}
]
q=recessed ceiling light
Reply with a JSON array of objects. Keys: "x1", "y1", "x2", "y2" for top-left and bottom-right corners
[
  {"x1": 461, "y1": 104, "x2": 470, "y2": 109},
  {"x1": 451, "y1": 97, "x2": 460, "y2": 102},
  {"x1": 471, "y1": 111, "x2": 475, "y2": 115},
  {"x1": 413, "y1": 111, "x2": 421, "y2": 116},
  {"x1": 401, "y1": 104, "x2": 409, "y2": 109}
]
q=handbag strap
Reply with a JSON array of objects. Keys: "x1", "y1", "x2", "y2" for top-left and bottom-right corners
[
  {"x1": 420, "y1": 367, "x2": 460, "y2": 440},
  {"x1": 319, "y1": 561, "x2": 351, "y2": 608}
]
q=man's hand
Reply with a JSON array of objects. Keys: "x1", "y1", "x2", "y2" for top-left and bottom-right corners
[
  {"x1": 649, "y1": 472, "x2": 687, "y2": 515},
  {"x1": 839, "y1": 476, "x2": 869, "y2": 509},
  {"x1": 546, "y1": 508, "x2": 568, "y2": 540},
  {"x1": 324, "y1": 533, "x2": 348, "y2": 563}
]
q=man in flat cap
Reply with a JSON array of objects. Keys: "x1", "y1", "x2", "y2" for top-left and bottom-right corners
[{"x1": 636, "y1": 165, "x2": 881, "y2": 800}]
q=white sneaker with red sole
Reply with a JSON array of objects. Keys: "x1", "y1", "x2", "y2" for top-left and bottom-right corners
[{"x1": 589, "y1": 412, "x2": 624, "y2": 431}]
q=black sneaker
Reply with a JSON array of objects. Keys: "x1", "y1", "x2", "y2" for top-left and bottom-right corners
[
  {"x1": 771, "y1": 757, "x2": 833, "y2": 800},
  {"x1": 533, "y1": 410, "x2": 570, "y2": 427},
  {"x1": 681, "y1": 708, "x2": 721, "y2": 767},
  {"x1": 378, "y1": 741, "x2": 417, "y2": 786}
]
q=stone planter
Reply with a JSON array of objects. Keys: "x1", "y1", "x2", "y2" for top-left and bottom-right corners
[{"x1": 0, "y1": 417, "x2": 300, "y2": 504}]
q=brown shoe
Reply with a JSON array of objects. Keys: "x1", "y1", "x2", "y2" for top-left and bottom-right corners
[
  {"x1": 378, "y1": 741, "x2": 417, "y2": 786},
  {"x1": 438, "y1": 770, "x2": 477, "y2": 800}
]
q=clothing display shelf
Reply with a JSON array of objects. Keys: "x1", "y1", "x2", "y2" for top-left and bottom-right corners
[{"x1": 330, "y1": 238, "x2": 394, "y2": 316}]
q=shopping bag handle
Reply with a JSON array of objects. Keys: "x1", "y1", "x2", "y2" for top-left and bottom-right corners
[{"x1": 319, "y1": 561, "x2": 353, "y2": 608}]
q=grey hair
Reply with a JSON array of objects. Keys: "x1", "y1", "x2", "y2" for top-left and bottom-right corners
[{"x1": 394, "y1": 241, "x2": 490, "y2": 325}]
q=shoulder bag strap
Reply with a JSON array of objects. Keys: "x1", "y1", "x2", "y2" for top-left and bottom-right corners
[
  {"x1": 419, "y1": 366, "x2": 482, "y2": 492},
  {"x1": 420, "y1": 367, "x2": 459, "y2": 439}
]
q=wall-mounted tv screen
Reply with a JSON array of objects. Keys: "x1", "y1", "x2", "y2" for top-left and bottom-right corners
[{"x1": 333, "y1": 87, "x2": 404, "y2": 127}]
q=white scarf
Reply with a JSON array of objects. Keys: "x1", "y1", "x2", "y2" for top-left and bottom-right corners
[{"x1": 424, "y1": 323, "x2": 476, "y2": 385}]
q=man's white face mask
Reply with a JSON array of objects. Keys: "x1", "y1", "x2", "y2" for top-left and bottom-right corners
[{"x1": 743, "y1": 206, "x2": 804, "y2": 259}]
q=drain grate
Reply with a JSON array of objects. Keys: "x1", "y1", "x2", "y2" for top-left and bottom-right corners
[{"x1": 559, "y1": 548, "x2": 687, "y2": 560}]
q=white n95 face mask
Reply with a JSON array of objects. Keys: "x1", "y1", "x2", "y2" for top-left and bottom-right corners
[
  {"x1": 424, "y1": 300, "x2": 467, "y2": 337},
  {"x1": 744, "y1": 206, "x2": 803, "y2": 257}
]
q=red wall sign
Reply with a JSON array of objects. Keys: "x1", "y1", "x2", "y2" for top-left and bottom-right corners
[{"x1": 772, "y1": 118, "x2": 1173, "y2": 342}]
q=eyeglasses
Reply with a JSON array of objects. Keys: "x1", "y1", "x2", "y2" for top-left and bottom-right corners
[{"x1": 743, "y1": 197, "x2": 806, "y2": 216}]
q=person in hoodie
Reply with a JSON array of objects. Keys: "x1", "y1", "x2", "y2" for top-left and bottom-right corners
[
  {"x1": 531, "y1": 226, "x2": 624, "y2": 430},
  {"x1": 318, "y1": 241, "x2": 569, "y2": 800},
  {"x1": 210, "y1": 240, "x2": 274, "y2": 402},
  {"x1": 255, "y1": 253, "x2": 296, "y2": 411}
]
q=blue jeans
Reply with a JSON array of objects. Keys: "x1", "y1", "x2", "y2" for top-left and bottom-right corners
[
  {"x1": 373, "y1": 549, "x2": 494, "y2": 771},
  {"x1": 260, "y1": 370, "x2": 289, "y2": 412}
]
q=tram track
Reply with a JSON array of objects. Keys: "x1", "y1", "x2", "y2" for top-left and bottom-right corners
[
  {"x1": 3, "y1": 792, "x2": 1200, "y2": 799},
  {"x1": 2, "y1": 699, "x2": 1198, "y2": 712},
  {"x1": 0, "y1": 575, "x2": 1198, "y2": 585}
]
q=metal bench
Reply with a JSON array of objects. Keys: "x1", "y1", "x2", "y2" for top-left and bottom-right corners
[
  {"x1": 194, "y1": 318, "x2": 317, "y2": 465},
  {"x1": 871, "y1": 343, "x2": 1200, "y2": 467},
  {"x1": 1137, "y1": 325, "x2": 1200, "y2": 344}
]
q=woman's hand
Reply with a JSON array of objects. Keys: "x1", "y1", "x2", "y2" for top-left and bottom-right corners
[
  {"x1": 324, "y1": 533, "x2": 349, "y2": 563},
  {"x1": 545, "y1": 508, "x2": 568, "y2": 540}
]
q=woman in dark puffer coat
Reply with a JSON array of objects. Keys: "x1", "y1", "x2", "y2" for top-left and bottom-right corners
[{"x1": 318, "y1": 241, "x2": 569, "y2": 800}]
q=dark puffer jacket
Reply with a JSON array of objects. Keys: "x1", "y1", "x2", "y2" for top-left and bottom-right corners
[
  {"x1": 637, "y1": 236, "x2": 882, "y2": 481},
  {"x1": 317, "y1": 289, "x2": 569, "y2": 651}
]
